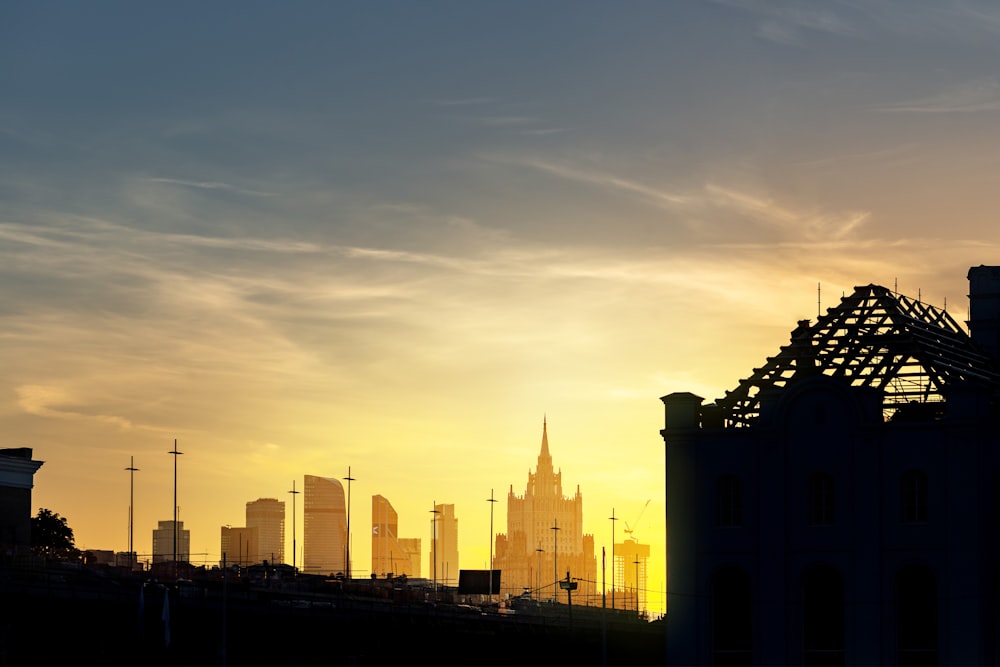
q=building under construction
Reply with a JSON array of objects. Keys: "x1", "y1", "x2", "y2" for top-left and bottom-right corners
[{"x1": 662, "y1": 265, "x2": 1000, "y2": 666}]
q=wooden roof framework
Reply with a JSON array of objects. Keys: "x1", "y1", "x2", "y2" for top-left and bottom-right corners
[{"x1": 714, "y1": 284, "x2": 1000, "y2": 427}]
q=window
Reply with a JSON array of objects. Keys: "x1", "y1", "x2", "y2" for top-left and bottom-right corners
[
  {"x1": 897, "y1": 563, "x2": 938, "y2": 665},
  {"x1": 717, "y1": 475, "x2": 743, "y2": 527},
  {"x1": 802, "y1": 565, "x2": 845, "y2": 666},
  {"x1": 712, "y1": 566, "x2": 753, "y2": 666},
  {"x1": 900, "y1": 470, "x2": 928, "y2": 524},
  {"x1": 808, "y1": 472, "x2": 835, "y2": 526}
]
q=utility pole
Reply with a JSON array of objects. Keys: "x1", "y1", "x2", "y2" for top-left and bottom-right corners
[
  {"x1": 486, "y1": 489, "x2": 497, "y2": 600},
  {"x1": 609, "y1": 509, "x2": 618, "y2": 610},
  {"x1": 125, "y1": 456, "x2": 139, "y2": 571},
  {"x1": 551, "y1": 519, "x2": 560, "y2": 602},
  {"x1": 343, "y1": 466, "x2": 354, "y2": 579},
  {"x1": 288, "y1": 480, "x2": 299, "y2": 572},
  {"x1": 168, "y1": 441, "x2": 183, "y2": 579}
]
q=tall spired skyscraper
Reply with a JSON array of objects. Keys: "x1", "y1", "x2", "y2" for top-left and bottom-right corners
[
  {"x1": 494, "y1": 419, "x2": 597, "y2": 603},
  {"x1": 303, "y1": 475, "x2": 346, "y2": 575}
]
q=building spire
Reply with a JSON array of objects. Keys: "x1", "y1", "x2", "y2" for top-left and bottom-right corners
[{"x1": 538, "y1": 416, "x2": 552, "y2": 466}]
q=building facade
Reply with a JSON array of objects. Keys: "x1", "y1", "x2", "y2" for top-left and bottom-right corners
[
  {"x1": 494, "y1": 420, "x2": 597, "y2": 603},
  {"x1": 431, "y1": 502, "x2": 459, "y2": 586},
  {"x1": 246, "y1": 497, "x2": 285, "y2": 565},
  {"x1": 661, "y1": 267, "x2": 1000, "y2": 665},
  {"x1": 372, "y1": 494, "x2": 421, "y2": 577},
  {"x1": 613, "y1": 537, "x2": 650, "y2": 613},
  {"x1": 303, "y1": 474, "x2": 346, "y2": 575},
  {"x1": 152, "y1": 520, "x2": 190, "y2": 564}
]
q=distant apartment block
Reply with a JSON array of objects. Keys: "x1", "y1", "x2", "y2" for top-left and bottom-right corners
[
  {"x1": 431, "y1": 502, "x2": 459, "y2": 586},
  {"x1": 372, "y1": 494, "x2": 421, "y2": 577},
  {"x1": 303, "y1": 475, "x2": 346, "y2": 575},
  {"x1": 221, "y1": 525, "x2": 258, "y2": 567},
  {"x1": 246, "y1": 497, "x2": 285, "y2": 564},
  {"x1": 152, "y1": 520, "x2": 190, "y2": 564}
]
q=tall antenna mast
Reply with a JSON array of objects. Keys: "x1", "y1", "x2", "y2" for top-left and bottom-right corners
[{"x1": 817, "y1": 282, "x2": 821, "y2": 318}]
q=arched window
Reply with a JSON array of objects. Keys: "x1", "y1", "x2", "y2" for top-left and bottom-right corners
[
  {"x1": 802, "y1": 564, "x2": 845, "y2": 666},
  {"x1": 900, "y1": 470, "x2": 928, "y2": 524},
  {"x1": 897, "y1": 563, "x2": 938, "y2": 665},
  {"x1": 808, "y1": 472, "x2": 835, "y2": 526},
  {"x1": 717, "y1": 475, "x2": 743, "y2": 527},
  {"x1": 712, "y1": 566, "x2": 752, "y2": 666}
]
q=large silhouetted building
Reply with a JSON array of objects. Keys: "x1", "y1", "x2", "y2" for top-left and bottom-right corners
[
  {"x1": 220, "y1": 525, "x2": 257, "y2": 567},
  {"x1": 661, "y1": 266, "x2": 1000, "y2": 665},
  {"x1": 494, "y1": 420, "x2": 597, "y2": 603},
  {"x1": 246, "y1": 497, "x2": 284, "y2": 564},
  {"x1": 0, "y1": 448, "x2": 44, "y2": 550},
  {"x1": 303, "y1": 475, "x2": 346, "y2": 575},
  {"x1": 431, "y1": 502, "x2": 459, "y2": 586},
  {"x1": 152, "y1": 520, "x2": 190, "y2": 564},
  {"x1": 372, "y1": 494, "x2": 421, "y2": 577}
]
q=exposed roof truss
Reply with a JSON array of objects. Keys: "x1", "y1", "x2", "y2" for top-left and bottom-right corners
[{"x1": 715, "y1": 284, "x2": 1000, "y2": 427}]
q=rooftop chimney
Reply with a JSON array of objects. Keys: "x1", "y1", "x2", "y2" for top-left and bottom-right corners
[{"x1": 967, "y1": 265, "x2": 1000, "y2": 361}]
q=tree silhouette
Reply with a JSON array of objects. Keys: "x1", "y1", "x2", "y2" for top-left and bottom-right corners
[{"x1": 31, "y1": 508, "x2": 77, "y2": 557}]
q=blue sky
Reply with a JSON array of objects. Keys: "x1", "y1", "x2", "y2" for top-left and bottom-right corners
[{"x1": 5, "y1": 1, "x2": 1000, "y2": 612}]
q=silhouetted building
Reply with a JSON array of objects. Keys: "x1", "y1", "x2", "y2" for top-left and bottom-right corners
[
  {"x1": 0, "y1": 448, "x2": 43, "y2": 550},
  {"x1": 613, "y1": 537, "x2": 649, "y2": 613},
  {"x1": 661, "y1": 266, "x2": 1000, "y2": 665},
  {"x1": 246, "y1": 497, "x2": 284, "y2": 564},
  {"x1": 399, "y1": 538, "x2": 422, "y2": 578},
  {"x1": 372, "y1": 494, "x2": 421, "y2": 577},
  {"x1": 220, "y1": 525, "x2": 258, "y2": 567},
  {"x1": 494, "y1": 419, "x2": 597, "y2": 603},
  {"x1": 431, "y1": 502, "x2": 459, "y2": 586},
  {"x1": 303, "y1": 474, "x2": 346, "y2": 575},
  {"x1": 152, "y1": 520, "x2": 190, "y2": 564}
]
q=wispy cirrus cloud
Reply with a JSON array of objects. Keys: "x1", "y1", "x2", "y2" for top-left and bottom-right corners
[
  {"x1": 145, "y1": 177, "x2": 277, "y2": 197},
  {"x1": 874, "y1": 80, "x2": 1000, "y2": 113}
]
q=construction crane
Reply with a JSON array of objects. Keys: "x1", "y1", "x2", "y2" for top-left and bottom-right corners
[{"x1": 623, "y1": 499, "x2": 650, "y2": 542}]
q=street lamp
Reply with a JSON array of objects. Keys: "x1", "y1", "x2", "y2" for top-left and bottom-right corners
[
  {"x1": 343, "y1": 466, "x2": 355, "y2": 579},
  {"x1": 609, "y1": 508, "x2": 618, "y2": 610},
  {"x1": 486, "y1": 489, "x2": 497, "y2": 599},
  {"x1": 535, "y1": 545, "x2": 543, "y2": 598},
  {"x1": 125, "y1": 456, "x2": 139, "y2": 571},
  {"x1": 288, "y1": 480, "x2": 299, "y2": 572},
  {"x1": 168, "y1": 441, "x2": 183, "y2": 579},
  {"x1": 550, "y1": 520, "x2": 560, "y2": 602},
  {"x1": 429, "y1": 502, "x2": 441, "y2": 594}
]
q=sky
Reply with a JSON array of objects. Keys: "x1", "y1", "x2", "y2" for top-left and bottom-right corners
[{"x1": 5, "y1": 0, "x2": 1000, "y2": 616}]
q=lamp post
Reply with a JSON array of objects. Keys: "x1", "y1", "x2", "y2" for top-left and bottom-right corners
[
  {"x1": 486, "y1": 489, "x2": 497, "y2": 599},
  {"x1": 343, "y1": 466, "x2": 354, "y2": 579},
  {"x1": 430, "y1": 502, "x2": 440, "y2": 595},
  {"x1": 125, "y1": 456, "x2": 139, "y2": 571},
  {"x1": 634, "y1": 557, "x2": 641, "y2": 615},
  {"x1": 288, "y1": 480, "x2": 299, "y2": 572},
  {"x1": 535, "y1": 545, "x2": 543, "y2": 598},
  {"x1": 168, "y1": 441, "x2": 183, "y2": 579},
  {"x1": 609, "y1": 509, "x2": 618, "y2": 610},
  {"x1": 550, "y1": 520, "x2": 560, "y2": 602}
]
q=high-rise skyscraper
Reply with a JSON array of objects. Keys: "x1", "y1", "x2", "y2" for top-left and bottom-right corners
[
  {"x1": 494, "y1": 419, "x2": 597, "y2": 603},
  {"x1": 152, "y1": 520, "x2": 190, "y2": 564},
  {"x1": 246, "y1": 497, "x2": 285, "y2": 565},
  {"x1": 303, "y1": 475, "x2": 346, "y2": 575},
  {"x1": 371, "y1": 495, "x2": 421, "y2": 577},
  {"x1": 431, "y1": 502, "x2": 459, "y2": 586}
]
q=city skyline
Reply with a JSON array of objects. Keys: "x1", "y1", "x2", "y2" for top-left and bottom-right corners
[{"x1": 9, "y1": 1, "x2": 1000, "y2": 619}]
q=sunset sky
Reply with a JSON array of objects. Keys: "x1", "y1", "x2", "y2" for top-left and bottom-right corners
[{"x1": 5, "y1": 1, "x2": 1000, "y2": 615}]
